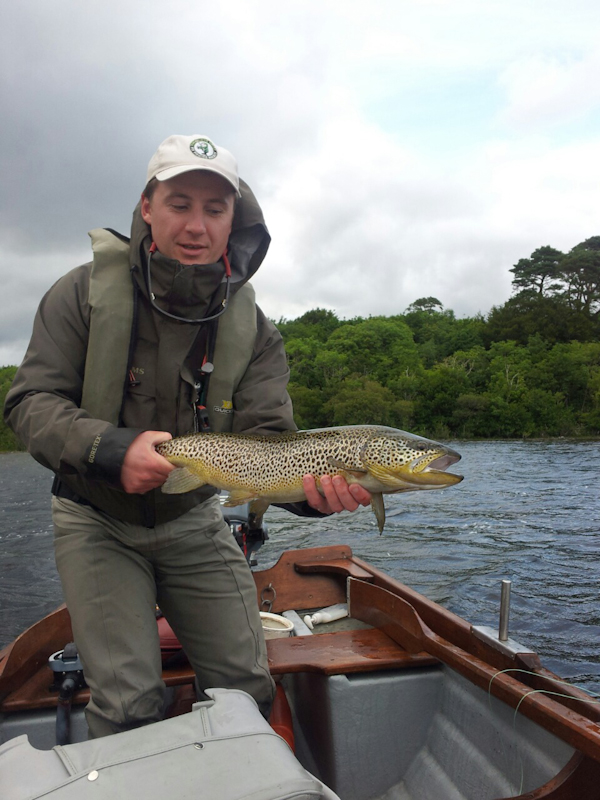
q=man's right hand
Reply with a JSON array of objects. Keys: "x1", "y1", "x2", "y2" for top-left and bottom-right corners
[{"x1": 121, "y1": 431, "x2": 175, "y2": 494}]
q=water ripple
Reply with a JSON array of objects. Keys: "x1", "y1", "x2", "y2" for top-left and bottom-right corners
[{"x1": 1, "y1": 442, "x2": 599, "y2": 694}]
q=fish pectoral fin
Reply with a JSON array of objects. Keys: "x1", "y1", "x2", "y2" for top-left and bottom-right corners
[
  {"x1": 327, "y1": 458, "x2": 368, "y2": 478},
  {"x1": 370, "y1": 492, "x2": 386, "y2": 534},
  {"x1": 162, "y1": 468, "x2": 206, "y2": 494},
  {"x1": 223, "y1": 489, "x2": 258, "y2": 507},
  {"x1": 249, "y1": 498, "x2": 270, "y2": 529}
]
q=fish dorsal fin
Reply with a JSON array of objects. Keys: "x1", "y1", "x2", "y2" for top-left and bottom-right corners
[{"x1": 162, "y1": 467, "x2": 206, "y2": 494}]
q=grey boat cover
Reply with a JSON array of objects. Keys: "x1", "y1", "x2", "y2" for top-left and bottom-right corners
[{"x1": 0, "y1": 687, "x2": 340, "y2": 800}]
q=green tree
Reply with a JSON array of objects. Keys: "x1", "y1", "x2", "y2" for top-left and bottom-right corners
[
  {"x1": 322, "y1": 375, "x2": 402, "y2": 427},
  {"x1": 451, "y1": 393, "x2": 491, "y2": 438},
  {"x1": 485, "y1": 293, "x2": 596, "y2": 345},
  {"x1": 412, "y1": 363, "x2": 471, "y2": 437},
  {"x1": 0, "y1": 366, "x2": 25, "y2": 452},
  {"x1": 523, "y1": 387, "x2": 575, "y2": 437},
  {"x1": 443, "y1": 346, "x2": 490, "y2": 392},
  {"x1": 485, "y1": 342, "x2": 535, "y2": 436},
  {"x1": 530, "y1": 342, "x2": 600, "y2": 413},
  {"x1": 487, "y1": 341, "x2": 531, "y2": 398},
  {"x1": 403, "y1": 304, "x2": 486, "y2": 366},
  {"x1": 279, "y1": 290, "x2": 600, "y2": 437},
  {"x1": 560, "y1": 237, "x2": 600, "y2": 317},
  {"x1": 406, "y1": 297, "x2": 444, "y2": 313},
  {"x1": 580, "y1": 365, "x2": 600, "y2": 433},
  {"x1": 287, "y1": 383, "x2": 326, "y2": 429},
  {"x1": 277, "y1": 308, "x2": 341, "y2": 344},
  {"x1": 313, "y1": 347, "x2": 348, "y2": 387},
  {"x1": 320, "y1": 317, "x2": 420, "y2": 387},
  {"x1": 487, "y1": 394, "x2": 533, "y2": 437},
  {"x1": 509, "y1": 246, "x2": 564, "y2": 296},
  {"x1": 284, "y1": 337, "x2": 323, "y2": 388}
]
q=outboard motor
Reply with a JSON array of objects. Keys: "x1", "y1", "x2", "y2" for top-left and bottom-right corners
[
  {"x1": 48, "y1": 643, "x2": 86, "y2": 745},
  {"x1": 221, "y1": 501, "x2": 268, "y2": 567}
]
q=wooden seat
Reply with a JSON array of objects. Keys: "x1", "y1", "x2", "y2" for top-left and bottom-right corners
[
  {"x1": 266, "y1": 627, "x2": 438, "y2": 675},
  {"x1": 1, "y1": 628, "x2": 437, "y2": 713}
]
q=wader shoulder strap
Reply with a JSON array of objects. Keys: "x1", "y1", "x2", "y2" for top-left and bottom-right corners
[
  {"x1": 81, "y1": 228, "x2": 133, "y2": 424},
  {"x1": 206, "y1": 283, "x2": 257, "y2": 433}
]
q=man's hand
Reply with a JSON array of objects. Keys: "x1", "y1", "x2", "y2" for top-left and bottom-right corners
[
  {"x1": 121, "y1": 431, "x2": 175, "y2": 494},
  {"x1": 303, "y1": 474, "x2": 371, "y2": 515}
]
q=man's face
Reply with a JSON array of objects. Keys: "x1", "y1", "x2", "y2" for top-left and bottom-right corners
[{"x1": 141, "y1": 171, "x2": 236, "y2": 265}]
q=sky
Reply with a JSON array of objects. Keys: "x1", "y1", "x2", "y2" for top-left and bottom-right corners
[{"x1": 2, "y1": 0, "x2": 600, "y2": 365}]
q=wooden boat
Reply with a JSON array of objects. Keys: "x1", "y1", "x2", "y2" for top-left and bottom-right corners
[{"x1": 2, "y1": 544, "x2": 600, "y2": 799}]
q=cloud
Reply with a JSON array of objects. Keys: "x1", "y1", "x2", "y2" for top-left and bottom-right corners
[
  {"x1": 254, "y1": 118, "x2": 600, "y2": 321},
  {"x1": 2, "y1": 0, "x2": 600, "y2": 363},
  {"x1": 497, "y1": 52, "x2": 600, "y2": 129}
]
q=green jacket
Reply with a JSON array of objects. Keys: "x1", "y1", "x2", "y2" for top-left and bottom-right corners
[{"x1": 5, "y1": 180, "x2": 296, "y2": 526}]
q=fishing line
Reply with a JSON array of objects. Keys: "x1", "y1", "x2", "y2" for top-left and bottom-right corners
[
  {"x1": 487, "y1": 668, "x2": 600, "y2": 702},
  {"x1": 486, "y1": 668, "x2": 600, "y2": 795}
]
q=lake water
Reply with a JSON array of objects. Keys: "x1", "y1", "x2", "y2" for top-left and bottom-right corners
[{"x1": 1, "y1": 441, "x2": 599, "y2": 695}]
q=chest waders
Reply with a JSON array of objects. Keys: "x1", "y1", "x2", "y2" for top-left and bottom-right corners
[{"x1": 81, "y1": 228, "x2": 257, "y2": 432}]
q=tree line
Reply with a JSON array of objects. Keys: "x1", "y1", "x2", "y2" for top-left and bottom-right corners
[
  {"x1": 0, "y1": 367, "x2": 25, "y2": 452},
  {"x1": 1, "y1": 235, "x2": 599, "y2": 451},
  {"x1": 279, "y1": 235, "x2": 600, "y2": 439}
]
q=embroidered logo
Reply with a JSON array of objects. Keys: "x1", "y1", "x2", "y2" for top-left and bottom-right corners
[
  {"x1": 88, "y1": 435, "x2": 102, "y2": 463},
  {"x1": 213, "y1": 400, "x2": 233, "y2": 414},
  {"x1": 190, "y1": 138, "x2": 217, "y2": 159}
]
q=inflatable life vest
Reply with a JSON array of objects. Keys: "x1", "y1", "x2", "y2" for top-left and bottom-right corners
[{"x1": 82, "y1": 228, "x2": 257, "y2": 431}]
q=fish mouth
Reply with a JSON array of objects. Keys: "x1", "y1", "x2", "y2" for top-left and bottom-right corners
[
  {"x1": 427, "y1": 450, "x2": 461, "y2": 471},
  {"x1": 408, "y1": 448, "x2": 463, "y2": 486}
]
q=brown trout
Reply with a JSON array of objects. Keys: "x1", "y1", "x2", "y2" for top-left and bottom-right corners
[{"x1": 155, "y1": 425, "x2": 463, "y2": 533}]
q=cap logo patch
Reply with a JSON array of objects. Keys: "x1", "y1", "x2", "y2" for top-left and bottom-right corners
[{"x1": 190, "y1": 138, "x2": 217, "y2": 159}]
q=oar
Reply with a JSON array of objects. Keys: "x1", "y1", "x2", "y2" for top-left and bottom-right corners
[{"x1": 347, "y1": 578, "x2": 600, "y2": 764}]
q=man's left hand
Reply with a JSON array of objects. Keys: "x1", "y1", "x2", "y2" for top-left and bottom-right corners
[{"x1": 303, "y1": 474, "x2": 372, "y2": 515}]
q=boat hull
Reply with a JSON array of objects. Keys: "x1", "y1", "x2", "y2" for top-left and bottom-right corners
[{"x1": 2, "y1": 545, "x2": 600, "y2": 800}]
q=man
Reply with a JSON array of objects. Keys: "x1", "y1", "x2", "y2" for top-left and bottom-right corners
[{"x1": 4, "y1": 135, "x2": 370, "y2": 738}]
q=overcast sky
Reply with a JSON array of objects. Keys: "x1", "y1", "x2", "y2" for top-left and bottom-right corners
[{"x1": 2, "y1": 0, "x2": 600, "y2": 365}]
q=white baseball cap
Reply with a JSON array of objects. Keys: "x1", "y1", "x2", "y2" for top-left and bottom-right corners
[{"x1": 146, "y1": 135, "x2": 241, "y2": 196}]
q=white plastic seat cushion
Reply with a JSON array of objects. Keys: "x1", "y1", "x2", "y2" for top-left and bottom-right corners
[{"x1": 0, "y1": 687, "x2": 340, "y2": 800}]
